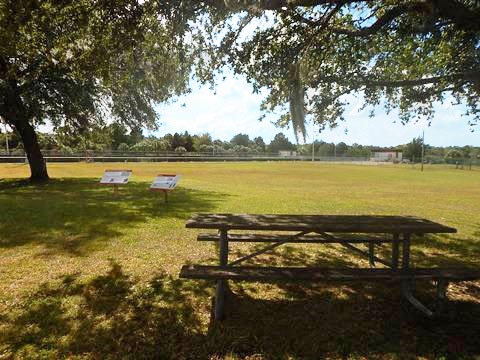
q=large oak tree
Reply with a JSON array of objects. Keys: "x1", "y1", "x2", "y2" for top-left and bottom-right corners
[
  {"x1": 205, "y1": 0, "x2": 480, "y2": 140},
  {"x1": 0, "y1": 0, "x2": 195, "y2": 181}
]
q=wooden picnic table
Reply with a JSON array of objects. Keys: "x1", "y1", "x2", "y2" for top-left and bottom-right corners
[{"x1": 181, "y1": 213, "x2": 472, "y2": 320}]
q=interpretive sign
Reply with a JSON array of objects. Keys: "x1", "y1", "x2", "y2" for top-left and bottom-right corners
[
  {"x1": 100, "y1": 170, "x2": 132, "y2": 185},
  {"x1": 150, "y1": 174, "x2": 180, "y2": 202},
  {"x1": 150, "y1": 174, "x2": 180, "y2": 190}
]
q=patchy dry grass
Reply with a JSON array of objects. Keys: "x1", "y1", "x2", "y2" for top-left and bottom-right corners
[{"x1": 0, "y1": 162, "x2": 479, "y2": 359}]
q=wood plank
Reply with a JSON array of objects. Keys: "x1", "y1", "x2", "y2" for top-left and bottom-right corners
[
  {"x1": 197, "y1": 233, "x2": 391, "y2": 244},
  {"x1": 186, "y1": 214, "x2": 457, "y2": 234},
  {"x1": 180, "y1": 265, "x2": 480, "y2": 282}
]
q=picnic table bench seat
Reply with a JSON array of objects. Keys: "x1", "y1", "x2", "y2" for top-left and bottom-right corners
[
  {"x1": 181, "y1": 265, "x2": 480, "y2": 282},
  {"x1": 197, "y1": 232, "x2": 392, "y2": 244}
]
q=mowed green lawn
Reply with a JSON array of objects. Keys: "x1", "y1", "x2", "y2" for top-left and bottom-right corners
[{"x1": 0, "y1": 162, "x2": 479, "y2": 359}]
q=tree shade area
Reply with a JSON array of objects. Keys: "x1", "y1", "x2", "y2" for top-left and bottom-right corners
[{"x1": 0, "y1": 162, "x2": 479, "y2": 358}]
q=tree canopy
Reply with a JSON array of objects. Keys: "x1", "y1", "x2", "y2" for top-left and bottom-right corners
[
  {"x1": 2, "y1": 0, "x2": 479, "y2": 181},
  {"x1": 268, "y1": 132, "x2": 296, "y2": 153},
  {"x1": 204, "y1": 0, "x2": 480, "y2": 140},
  {"x1": 0, "y1": 0, "x2": 197, "y2": 180},
  {"x1": 231, "y1": 133, "x2": 251, "y2": 147}
]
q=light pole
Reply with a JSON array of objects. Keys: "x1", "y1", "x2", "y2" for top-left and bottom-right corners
[
  {"x1": 311, "y1": 121, "x2": 315, "y2": 162},
  {"x1": 421, "y1": 130, "x2": 425, "y2": 172}
]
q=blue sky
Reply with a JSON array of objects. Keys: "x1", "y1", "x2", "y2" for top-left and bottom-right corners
[{"x1": 152, "y1": 74, "x2": 479, "y2": 147}]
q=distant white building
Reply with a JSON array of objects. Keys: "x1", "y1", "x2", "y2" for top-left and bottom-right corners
[
  {"x1": 372, "y1": 150, "x2": 402, "y2": 162},
  {"x1": 279, "y1": 150, "x2": 297, "y2": 157}
]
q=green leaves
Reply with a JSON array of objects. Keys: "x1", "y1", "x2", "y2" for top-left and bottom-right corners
[
  {"x1": 0, "y1": 0, "x2": 196, "y2": 131},
  {"x1": 205, "y1": 1, "x2": 480, "y2": 137}
]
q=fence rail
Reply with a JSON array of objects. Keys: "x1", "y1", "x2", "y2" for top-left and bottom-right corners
[
  {"x1": 0, "y1": 151, "x2": 372, "y2": 163},
  {"x1": 0, "y1": 151, "x2": 477, "y2": 166}
]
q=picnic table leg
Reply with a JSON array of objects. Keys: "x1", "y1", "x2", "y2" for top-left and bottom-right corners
[
  {"x1": 400, "y1": 233, "x2": 434, "y2": 317},
  {"x1": 401, "y1": 232, "x2": 415, "y2": 291},
  {"x1": 435, "y1": 279, "x2": 449, "y2": 316},
  {"x1": 391, "y1": 233, "x2": 399, "y2": 269},
  {"x1": 402, "y1": 233, "x2": 410, "y2": 269},
  {"x1": 368, "y1": 241, "x2": 375, "y2": 267},
  {"x1": 214, "y1": 229, "x2": 228, "y2": 320}
]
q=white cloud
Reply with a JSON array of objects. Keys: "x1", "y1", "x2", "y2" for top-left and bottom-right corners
[
  {"x1": 316, "y1": 103, "x2": 478, "y2": 146},
  {"x1": 37, "y1": 73, "x2": 479, "y2": 147},
  {"x1": 153, "y1": 75, "x2": 296, "y2": 143}
]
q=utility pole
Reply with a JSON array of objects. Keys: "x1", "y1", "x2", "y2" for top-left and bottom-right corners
[
  {"x1": 311, "y1": 121, "x2": 315, "y2": 162},
  {"x1": 421, "y1": 130, "x2": 425, "y2": 172}
]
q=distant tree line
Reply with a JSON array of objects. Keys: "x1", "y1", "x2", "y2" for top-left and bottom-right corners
[
  {"x1": 0, "y1": 125, "x2": 298, "y2": 155},
  {"x1": 0, "y1": 125, "x2": 478, "y2": 161},
  {"x1": 401, "y1": 137, "x2": 480, "y2": 163}
]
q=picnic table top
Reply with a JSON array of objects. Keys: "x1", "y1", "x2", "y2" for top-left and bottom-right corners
[{"x1": 186, "y1": 213, "x2": 457, "y2": 234}]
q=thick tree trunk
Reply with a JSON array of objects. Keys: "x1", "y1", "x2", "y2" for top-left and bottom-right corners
[
  {"x1": 1, "y1": 83, "x2": 49, "y2": 182},
  {"x1": 14, "y1": 120, "x2": 49, "y2": 182}
]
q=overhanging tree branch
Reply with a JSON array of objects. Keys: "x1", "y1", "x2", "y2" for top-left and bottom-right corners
[
  {"x1": 434, "y1": 0, "x2": 480, "y2": 32},
  {"x1": 312, "y1": 71, "x2": 480, "y2": 88},
  {"x1": 216, "y1": 0, "x2": 480, "y2": 33},
  {"x1": 330, "y1": 2, "x2": 429, "y2": 37}
]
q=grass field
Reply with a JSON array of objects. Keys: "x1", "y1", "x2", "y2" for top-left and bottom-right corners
[{"x1": 0, "y1": 162, "x2": 479, "y2": 359}]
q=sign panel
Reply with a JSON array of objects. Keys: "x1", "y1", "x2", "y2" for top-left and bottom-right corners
[
  {"x1": 150, "y1": 174, "x2": 180, "y2": 191},
  {"x1": 100, "y1": 170, "x2": 132, "y2": 185}
]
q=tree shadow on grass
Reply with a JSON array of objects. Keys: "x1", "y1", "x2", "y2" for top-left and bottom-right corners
[
  {"x1": 208, "y1": 280, "x2": 480, "y2": 359},
  {"x1": 0, "y1": 261, "x2": 212, "y2": 359},
  {"x1": 359, "y1": 228, "x2": 480, "y2": 268},
  {"x1": 1, "y1": 258, "x2": 479, "y2": 359},
  {"x1": 217, "y1": 243, "x2": 480, "y2": 358},
  {"x1": 0, "y1": 178, "x2": 227, "y2": 255},
  {"x1": 411, "y1": 229, "x2": 480, "y2": 268},
  {"x1": 197, "y1": 242, "x2": 480, "y2": 358}
]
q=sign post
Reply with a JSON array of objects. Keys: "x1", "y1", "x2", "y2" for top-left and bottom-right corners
[{"x1": 150, "y1": 174, "x2": 181, "y2": 203}]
